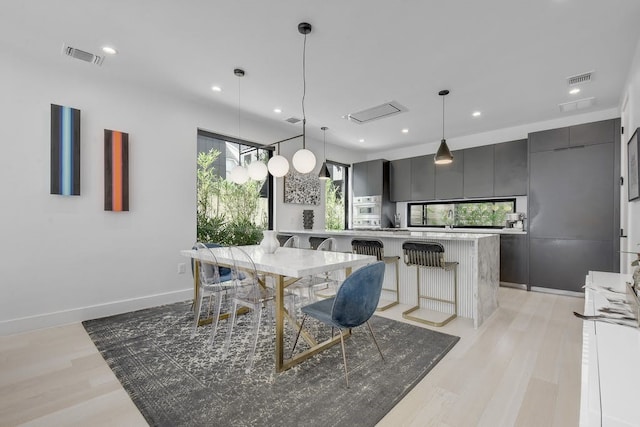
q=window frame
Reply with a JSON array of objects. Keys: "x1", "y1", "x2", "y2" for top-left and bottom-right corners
[{"x1": 407, "y1": 198, "x2": 517, "y2": 229}]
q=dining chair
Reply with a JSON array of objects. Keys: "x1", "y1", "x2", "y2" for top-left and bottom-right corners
[
  {"x1": 222, "y1": 246, "x2": 295, "y2": 373},
  {"x1": 289, "y1": 237, "x2": 341, "y2": 303},
  {"x1": 281, "y1": 235, "x2": 300, "y2": 248},
  {"x1": 290, "y1": 261, "x2": 386, "y2": 387},
  {"x1": 191, "y1": 242, "x2": 236, "y2": 346}
]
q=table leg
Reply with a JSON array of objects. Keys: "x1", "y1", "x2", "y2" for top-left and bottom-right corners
[{"x1": 275, "y1": 274, "x2": 285, "y2": 372}]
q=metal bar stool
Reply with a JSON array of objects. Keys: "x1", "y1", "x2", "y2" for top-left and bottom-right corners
[
  {"x1": 401, "y1": 240, "x2": 458, "y2": 327},
  {"x1": 351, "y1": 239, "x2": 399, "y2": 310}
]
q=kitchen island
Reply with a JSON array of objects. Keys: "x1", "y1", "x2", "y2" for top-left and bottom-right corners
[{"x1": 280, "y1": 229, "x2": 499, "y2": 328}]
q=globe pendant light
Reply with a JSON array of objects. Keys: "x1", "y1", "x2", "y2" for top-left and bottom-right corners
[
  {"x1": 318, "y1": 126, "x2": 331, "y2": 180},
  {"x1": 434, "y1": 89, "x2": 454, "y2": 165},
  {"x1": 229, "y1": 68, "x2": 249, "y2": 183},
  {"x1": 267, "y1": 142, "x2": 290, "y2": 177},
  {"x1": 292, "y1": 22, "x2": 317, "y2": 174},
  {"x1": 247, "y1": 158, "x2": 268, "y2": 180}
]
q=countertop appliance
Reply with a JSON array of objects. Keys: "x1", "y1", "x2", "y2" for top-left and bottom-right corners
[{"x1": 505, "y1": 212, "x2": 525, "y2": 230}]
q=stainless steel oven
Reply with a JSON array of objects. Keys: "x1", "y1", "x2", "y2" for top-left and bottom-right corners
[{"x1": 353, "y1": 195, "x2": 383, "y2": 228}]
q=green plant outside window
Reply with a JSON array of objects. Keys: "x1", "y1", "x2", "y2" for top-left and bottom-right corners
[{"x1": 408, "y1": 200, "x2": 515, "y2": 228}]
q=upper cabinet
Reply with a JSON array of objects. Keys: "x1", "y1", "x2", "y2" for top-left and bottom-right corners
[
  {"x1": 463, "y1": 145, "x2": 494, "y2": 198},
  {"x1": 529, "y1": 127, "x2": 569, "y2": 152},
  {"x1": 352, "y1": 159, "x2": 386, "y2": 197},
  {"x1": 389, "y1": 158, "x2": 412, "y2": 201},
  {"x1": 435, "y1": 150, "x2": 464, "y2": 199},
  {"x1": 494, "y1": 139, "x2": 528, "y2": 196},
  {"x1": 529, "y1": 120, "x2": 615, "y2": 153},
  {"x1": 411, "y1": 156, "x2": 436, "y2": 201}
]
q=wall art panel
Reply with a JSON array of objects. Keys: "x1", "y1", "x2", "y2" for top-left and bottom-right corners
[
  {"x1": 104, "y1": 129, "x2": 129, "y2": 211},
  {"x1": 50, "y1": 104, "x2": 81, "y2": 195}
]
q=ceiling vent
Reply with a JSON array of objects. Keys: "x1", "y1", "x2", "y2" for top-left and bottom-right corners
[
  {"x1": 62, "y1": 43, "x2": 104, "y2": 66},
  {"x1": 344, "y1": 101, "x2": 407, "y2": 124},
  {"x1": 558, "y1": 97, "x2": 595, "y2": 112},
  {"x1": 285, "y1": 117, "x2": 302, "y2": 124},
  {"x1": 566, "y1": 71, "x2": 593, "y2": 86}
]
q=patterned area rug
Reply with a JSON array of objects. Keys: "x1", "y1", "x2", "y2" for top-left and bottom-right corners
[{"x1": 83, "y1": 300, "x2": 459, "y2": 427}]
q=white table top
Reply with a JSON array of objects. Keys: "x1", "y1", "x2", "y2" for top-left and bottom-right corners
[
  {"x1": 580, "y1": 271, "x2": 640, "y2": 427},
  {"x1": 279, "y1": 229, "x2": 500, "y2": 241},
  {"x1": 181, "y1": 245, "x2": 376, "y2": 278}
]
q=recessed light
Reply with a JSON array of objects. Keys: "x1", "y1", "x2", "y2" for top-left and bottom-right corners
[
  {"x1": 273, "y1": 108, "x2": 282, "y2": 114},
  {"x1": 211, "y1": 86, "x2": 222, "y2": 92},
  {"x1": 359, "y1": 139, "x2": 365, "y2": 143},
  {"x1": 401, "y1": 129, "x2": 409, "y2": 133},
  {"x1": 569, "y1": 88, "x2": 581, "y2": 95},
  {"x1": 472, "y1": 111, "x2": 482, "y2": 117},
  {"x1": 102, "y1": 46, "x2": 117, "y2": 55}
]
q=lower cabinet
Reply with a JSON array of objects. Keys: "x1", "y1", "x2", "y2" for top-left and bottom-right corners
[
  {"x1": 500, "y1": 234, "x2": 528, "y2": 285},
  {"x1": 529, "y1": 238, "x2": 614, "y2": 293}
]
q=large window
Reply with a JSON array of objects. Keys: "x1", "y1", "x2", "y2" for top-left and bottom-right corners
[
  {"x1": 197, "y1": 130, "x2": 273, "y2": 244},
  {"x1": 324, "y1": 161, "x2": 349, "y2": 230},
  {"x1": 408, "y1": 199, "x2": 516, "y2": 228}
]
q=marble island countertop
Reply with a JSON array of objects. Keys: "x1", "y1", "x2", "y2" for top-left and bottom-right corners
[{"x1": 279, "y1": 229, "x2": 505, "y2": 241}]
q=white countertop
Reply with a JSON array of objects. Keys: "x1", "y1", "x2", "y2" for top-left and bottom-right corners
[{"x1": 280, "y1": 229, "x2": 501, "y2": 241}]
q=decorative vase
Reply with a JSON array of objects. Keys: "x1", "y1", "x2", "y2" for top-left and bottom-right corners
[
  {"x1": 303, "y1": 210, "x2": 314, "y2": 230},
  {"x1": 260, "y1": 230, "x2": 279, "y2": 254}
]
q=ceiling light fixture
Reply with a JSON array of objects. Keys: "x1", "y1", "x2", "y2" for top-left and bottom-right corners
[
  {"x1": 402, "y1": 128, "x2": 409, "y2": 133},
  {"x1": 102, "y1": 46, "x2": 117, "y2": 55},
  {"x1": 569, "y1": 88, "x2": 581, "y2": 95},
  {"x1": 472, "y1": 111, "x2": 481, "y2": 117},
  {"x1": 211, "y1": 86, "x2": 222, "y2": 92},
  {"x1": 229, "y1": 68, "x2": 250, "y2": 184},
  {"x1": 359, "y1": 139, "x2": 365, "y2": 143},
  {"x1": 434, "y1": 89, "x2": 453, "y2": 165},
  {"x1": 291, "y1": 22, "x2": 317, "y2": 174},
  {"x1": 273, "y1": 108, "x2": 282, "y2": 113},
  {"x1": 318, "y1": 127, "x2": 331, "y2": 180}
]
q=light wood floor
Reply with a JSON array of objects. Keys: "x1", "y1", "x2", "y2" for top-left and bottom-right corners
[{"x1": 0, "y1": 287, "x2": 584, "y2": 427}]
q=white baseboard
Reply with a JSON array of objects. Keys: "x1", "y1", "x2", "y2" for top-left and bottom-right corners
[{"x1": 0, "y1": 288, "x2": 193, "y2": 336}]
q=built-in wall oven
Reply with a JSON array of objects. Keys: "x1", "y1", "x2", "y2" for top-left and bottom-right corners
[{"x1": 353, "y1": 195, "x2": 383, "y2": 228}]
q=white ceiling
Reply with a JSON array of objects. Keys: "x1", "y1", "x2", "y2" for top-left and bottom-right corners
[{"x1": 3, "y1": 0, "x2": 640, "y2": 152}]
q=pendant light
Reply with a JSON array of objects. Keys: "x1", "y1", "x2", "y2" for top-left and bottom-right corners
[
  {"x1": 434, "y1": 89, "x2": 454, "y2": 165},
  {"x1": 267, "y1": 142, "x2": 290, "y2": 177},
  {"x1": 291, "y1": 22, "x2": 317, "y2": 174},
  {"x1": 229, "y1": 68, "x2": 249, "y2": 184},
  {"x1": 318, "y1": 126, "x2": 331, "y2": 180}
]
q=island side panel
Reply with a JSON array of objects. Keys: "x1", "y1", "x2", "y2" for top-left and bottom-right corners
[{"x1": 475, "y1": 235, "x2": 500, "y2": 328}]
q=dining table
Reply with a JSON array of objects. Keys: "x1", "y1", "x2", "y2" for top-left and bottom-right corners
[{"x1": 180, "y1": 245, "x2": 376, "y2": 372}]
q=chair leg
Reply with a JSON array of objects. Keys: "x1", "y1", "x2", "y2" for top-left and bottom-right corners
[
  {"x1": 338, "y1": 330, "x2": 349, "y2": 388},
  {"x1": 191, "y1": 286, "x2": 204, "y2": 338},
  {"x1": 290, "y1": 315, "x2": 307, "y2": 358},
  {"x1": 245, "y1": 306, "x2": 263, "y2": 373},
  {"x1": 366, "y1": 320, "x2": 384, "y2": 361},
  {"x1": 222, "y1": 300, "x2": 239, "y2": 357},
  {"x1": 208, "y1": 291, "x2": 224, "y2": 347}
]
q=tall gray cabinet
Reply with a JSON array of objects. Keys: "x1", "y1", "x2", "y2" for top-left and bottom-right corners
[{"x1": 528, "y1": 119, "x2": 620, "y2": 292}]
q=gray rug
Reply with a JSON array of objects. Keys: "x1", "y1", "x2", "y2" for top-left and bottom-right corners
[{"x1": 83, "y1": 300, "x2": 459, "y2": 427}]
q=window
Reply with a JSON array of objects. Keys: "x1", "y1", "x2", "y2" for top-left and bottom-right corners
[
  {"x1": 197, "y1": 130, "x2": 273, "y2": 244},
  {"x1": 408, "y1": 199, "x2": 516, "y2": 228},
  {"x1": 324, "y1": 161, "x2": 349, "y2": 230}
]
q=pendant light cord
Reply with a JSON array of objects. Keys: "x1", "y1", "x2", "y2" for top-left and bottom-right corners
[
  {"x1": 301, "y1": 32, "x2": 307, "y2": 149},
  {"x1": 442, "y1": 94, "x2": 445, "y2": 140}
]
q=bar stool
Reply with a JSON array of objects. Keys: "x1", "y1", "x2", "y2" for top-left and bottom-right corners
[
  {"x1": 401, "y1": 240, "x2": 458, "y2": 327},
  {"x1": 350, "y1": 239, "x2": 399, "y2": 310},
  {"x1": 309, "y1": 235, "x2": 329, "y2": 250}
]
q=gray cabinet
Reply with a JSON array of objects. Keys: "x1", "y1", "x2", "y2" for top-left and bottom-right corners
[
  {"x1": 500, "y1": 234, "x2": 528, "y2": 284},
  {"x1": 390, "y1": 158, "x2": 412, "y2": 202},
  {"x1": 527, "y1": 118, "x2": 620, "y2": 292},
  {"x1": 529, "y1": 127, "x2": 569, "y2": 152},
  {"x1": 494, "y1": 139, "x2": 528, "y2": 196},
  {"x1": 435, "y1": 150, "x2": 464, "y2": 199},
  {"x1": 463, "y1": 145, "x2": 494, "y2": 198},
  {"x1": 352, "y1": 159, "x2": 385, "y2": 196},
  {"x1": 410, "y1": 156, "x2": 436, "y2": 200},
  {"x1": 529, "y1": 238, "x2": 613, "y2": 293}
]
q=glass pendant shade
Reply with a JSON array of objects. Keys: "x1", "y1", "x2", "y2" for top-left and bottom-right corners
[
  {"x1": 247, "y1": 161, "x2": 268, "y2": 180},
  {"x1": 318, "y1": 161, "x2": 331, "y2": 180},
  {"x1": 229, "y1": 165, "x2": 249, "y2": 184},
  {"x1": 434, "y1": 139, "x2": 453, "y2": 164},
  {"x1": 267, "y1": 155, "x2": 289, "y2": 177},
  {"x1": 292, "y1": 148, "x2": 316, "y2": 173}
]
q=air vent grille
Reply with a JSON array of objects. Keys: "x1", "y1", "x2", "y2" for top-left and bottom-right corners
[
  {"x1": 567, "y1": 71, "x2": 593, "y2": 86},
  {"x1": 62, "y1": 44, "x2": 104, "y2": 66},
  {"x1": 285, "y1": 117, "x2": 301, "y2": 124},
  {"x1": 558, "y1": 97, "x2": 595, "y2": 112},
  {"x1": 344, "y1": 101, "x2": 407, "y2": 124}
]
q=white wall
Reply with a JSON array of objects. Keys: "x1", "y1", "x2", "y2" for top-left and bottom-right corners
[
  {"x1": 620, "y1": 38, "x2": 640, "y2": 272},
  {"x1": 0, "y1": 51, "x2": 338, "y2": 335}
]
